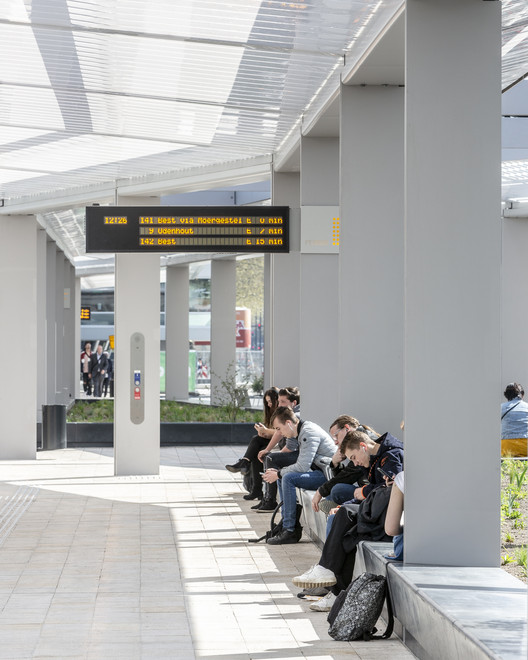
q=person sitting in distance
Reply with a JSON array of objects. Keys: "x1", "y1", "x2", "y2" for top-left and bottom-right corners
[{"x1": 501, "y1": 382, "x2": 528, "y2": 457}]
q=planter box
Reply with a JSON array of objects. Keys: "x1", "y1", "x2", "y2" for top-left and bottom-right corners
[{"x1": 62, "y1": 422, "x2": 254, "y2": 447}]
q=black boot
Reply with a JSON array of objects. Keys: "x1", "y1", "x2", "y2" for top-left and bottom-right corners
[
  {"x1": 225, "y1": 458, "x2": 250, "y2": 475},
  {"x1": 256, "y1": 498, "x2": 277, "y2": 512},
  {"x1": 243, "y1": 459, "x2": 263, "y2": 500},
  {"x1": 243, "y1": 490, "x2": 262, "y2": 500},
  {"x1": 266, "y1": 528, "x2": 299, "y2": 545}
]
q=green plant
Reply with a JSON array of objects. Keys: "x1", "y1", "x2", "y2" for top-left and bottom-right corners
[
  {"x1": 251, "y1": 373, "x2": 264, "y2": 395},
  {"x1": 67, "y1": 399, "x2": 261, "y2": 424},
  {"x1": 502, "y1": 459, "x2": 528, "y2": 489},
  {"x1": 212, "y1": 362, "x2": 251, "y2": 423},
  {"x1": 513, "y1": 519, "x2": 525, "y2": 530},
  {"x1": 515, "y1": 546, "x2": 527, "y2": 576},
  {"x1": 504, "y1": 532, "x2": 515, "y2": 544},
  {"x1": 501, "y1": 460, "x2": 528, "y2": 520},
  {"x1": 501, "y1": 553, "x2": 515, "y2": 565},
  {"x1": 67, "y1": 400, "x2": 114, "y2": 422}
]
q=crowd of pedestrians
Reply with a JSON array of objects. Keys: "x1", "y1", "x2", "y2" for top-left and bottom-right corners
[{"x1": 80, "y1": 342, "x2": 113, "y2": 397}]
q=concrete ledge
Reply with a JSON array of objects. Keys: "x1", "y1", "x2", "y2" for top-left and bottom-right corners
[
  {"x1": 356, "y1": 541, "x2": 527, "y2": 660},
  {"x1": 62, "y1": 422, "x2": 255, "y2": 446},
  {"x1": 297, "y1": 488, "x2": 326, "y2": 547},
  {"x1": 296, "y1": 493, "x2": 527, "y2": 660}
]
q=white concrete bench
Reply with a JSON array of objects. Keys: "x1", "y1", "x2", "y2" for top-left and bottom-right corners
[
  {"x1": 297, "y1": 487, "x2": 326, "y2": 546},
  {"x1": 356, "y1": 541, "x2": 527, "y2": 660},
  {"x1": 295, "y1": 488, "x2": 527, "y2": 660}
]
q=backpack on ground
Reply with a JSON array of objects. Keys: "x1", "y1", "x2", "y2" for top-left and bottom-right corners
[
  {"x1": 327, "y1": 572, "x2": 394, "y2": 641},
  {"x1": 248, "y1": 501, "x2": 303, "y2": 543}
]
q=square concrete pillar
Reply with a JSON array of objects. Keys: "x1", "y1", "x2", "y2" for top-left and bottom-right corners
[
  {"x1": 339, "y1": 85, "x2": 404, "y2": 436},
  {"x1": 266, "y1": 172, "x2": 301, "y2": 389},
  {"x1": 210, "y1": 258, "x2": 236, "y2": 405},
  {"x1": 405, "y1": 0, "x2": 501, "y2": 566},
  {"x1": 165, "y1": 264, "x2": 190, "y2": 400},
  {"x1": 114, "y1": 195, "x2": 161, "y2": 476},
  {"x1": 0, "y1": 215, "x2": 38, "y2": 459}
]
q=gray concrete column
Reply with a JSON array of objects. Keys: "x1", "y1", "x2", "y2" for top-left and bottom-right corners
[
  {"x1": 37, "y1": 229, "x2": 48, "y2": 420},
  {"x1": 405, "y1": 0, "x2": 501, "y2": 566},
  {"x1": 46, "y1": 240, "x2": 58, "y2": 403},
  {"x1": 165, "y1": 264, "x2": 190, "y2": 400},
  {"x1": 114, "y1": 195, "x2": 160, "y2": 476},
  {"x1": 0, "y1": 215, "x2": 38, "y2": 459},
  {"x1": 62, "y1": 260, "x2": 76, "y2": 403},
  {"x1": 339, "y1": 85, "x2": 404, "y2": 436},
  {"x1": 55, "y1": 250, "x2": 66, "y2": 403},
  {"x1": 74, "y1": 276, "x2": 81, "y2": 399},
  {"x1": 501, "y1": 217, "x2": 528, "y2": 388},
  {"x1": 210, "y1": 258, "x2": 237, "y2": 405},
  {"x1": 266, "y1": 171, "x2": 301, "y2": 389},
  {"x1": 299, "y1": 136, "x2": 339, "y2": 428}
]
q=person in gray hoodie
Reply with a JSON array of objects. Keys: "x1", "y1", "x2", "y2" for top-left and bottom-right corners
[{"x1": 262, "y1": 406, "x2": 337, "y2": 545}]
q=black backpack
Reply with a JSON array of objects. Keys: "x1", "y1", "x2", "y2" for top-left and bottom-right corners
[
  {"x1": 327, "y1": 572, "x2": 394, "y2": 641},
  {"x1": 248, "y1": 502, "x2": 303, "y2": 544}
]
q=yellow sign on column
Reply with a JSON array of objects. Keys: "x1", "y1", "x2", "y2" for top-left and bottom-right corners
[{"x1": 109, "y1": 335, "x2": 115, "y2": 349}]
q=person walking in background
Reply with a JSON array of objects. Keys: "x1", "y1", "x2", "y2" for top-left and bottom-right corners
[
  {"x1": 80, "y1": 342, "x2": 93, "y2": 396},
  {"x1": 102, "y1": 351, "x2": 113, "y2": 397},
  {"x1": 501, "y1": 382, "x2": 528, "y2": 457},
  {"x1": 90, "y1": 345, "x2": 109, "y2": 398}
]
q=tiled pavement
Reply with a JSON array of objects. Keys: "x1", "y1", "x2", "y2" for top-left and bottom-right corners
[{"x1": 0, "y1": 447, "x2": 416, "y2": 659}]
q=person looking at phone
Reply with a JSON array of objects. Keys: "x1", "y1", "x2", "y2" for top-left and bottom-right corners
[
  {"x1": 225, "y1": 386, "x2": 280, "y2": 498},
  {"x1": 261, "y1": 406, "x2": 336, "y2": 544},
  {"x1": 311, "y1": 416, "x2": 377, "y2": 514},
  {"x1": 342, "y1": 429, "x2": 403, "y2": 501},
  {"x1": 251, "y1": 387, "x2": 302, "y2": 512},
  {"x1": 291, "y1": 429, "x2": 403, "y2": 611}
]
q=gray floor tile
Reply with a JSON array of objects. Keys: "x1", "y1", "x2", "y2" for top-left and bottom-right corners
[{"x1": 0, "y1": 447, "x2": 416, "y2": 660}]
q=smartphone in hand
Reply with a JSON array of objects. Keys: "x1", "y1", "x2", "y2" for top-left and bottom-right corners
[{"x1": 377, "y1": 466, "x2": 395, "y2": 480}]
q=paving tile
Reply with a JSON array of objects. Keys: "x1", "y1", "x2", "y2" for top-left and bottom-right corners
[{"x1": 0, "y1": 447, "x2": 416, "y2": 660}]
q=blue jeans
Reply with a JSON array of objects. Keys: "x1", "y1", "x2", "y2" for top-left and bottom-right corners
[
  {"x1": 278, "y1": 470, "x2": 327, "y2": 531},
  {"x1": 329, "y1": 482, "x2": 358, "y2": 504}
]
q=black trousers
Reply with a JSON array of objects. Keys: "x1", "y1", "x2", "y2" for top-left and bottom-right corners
[
  {"x1": 319, "y1": 505, "x2": 358, "y2": 594},
  {"x1": 82, "y1": 372, "x2": 92, "y2": 395},
  {"x1": 244, "y1": 434, "x2": 269, "y2": 461},
  {"x1": 243, "y1": 435, "x2": 269, "y2": 496}
]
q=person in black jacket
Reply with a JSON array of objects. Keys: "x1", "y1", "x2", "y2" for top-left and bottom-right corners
[
  {"x1": 311, "y1": 415, "x2": 375, "y2": 513},
  {"x1": 90, "y1": 345, "x2": 109, "y2": 398},
  {"x1": 292, "y1": 429, "x2": 404, "y2": 611}
]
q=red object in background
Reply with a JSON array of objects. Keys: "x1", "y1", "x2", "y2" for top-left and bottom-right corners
[{"x1": 236, "y1": 308, "x2": 251, "y2": 348}]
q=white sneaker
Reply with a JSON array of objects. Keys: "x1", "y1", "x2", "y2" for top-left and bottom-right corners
[
  {"x1": 309, "y1": 590, "x2": 337, "y2": 612},
  {"x1": 292, "y1": 564, "x2": 337, "y2": 588}
]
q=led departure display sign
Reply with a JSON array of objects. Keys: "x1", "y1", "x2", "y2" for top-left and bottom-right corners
[{"x1": 85, "y1": 206, "x2": 289, "y2": 253}]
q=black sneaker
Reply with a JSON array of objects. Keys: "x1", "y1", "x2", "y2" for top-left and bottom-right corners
[
  {"x1": 256, "y1": 498, "x2": 277, "y2": 512},
  {"x1": 267, "y1": 528, "x2": 299, "y2": 545},
  {"x1": 251, "y1": 500, "x2": 263, "y2": 510},
  {"x1": 225, "y1": 458, "x2": 249, "y2": 473}
]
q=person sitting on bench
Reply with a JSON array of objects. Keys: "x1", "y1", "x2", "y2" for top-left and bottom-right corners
[{"x1": 261, "y1": 406, "x2": 336, "y2": 545}]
